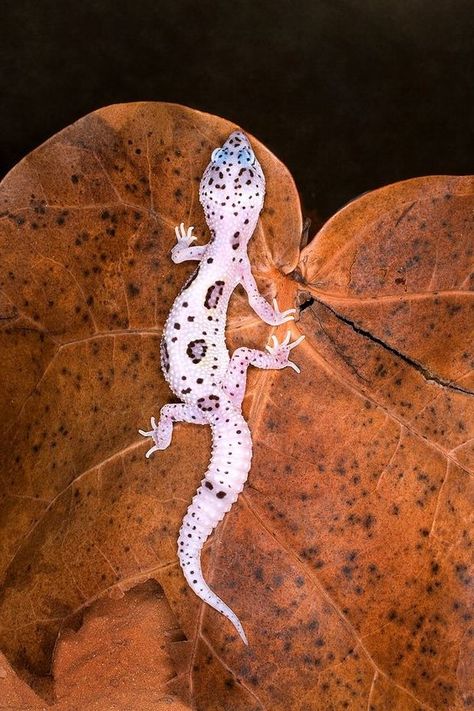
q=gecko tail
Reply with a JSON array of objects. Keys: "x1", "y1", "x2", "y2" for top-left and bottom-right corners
[
  {"x1": 179, "y1": 548, "x2": 248, "y2": 645},
  {"x1": 177, "y1": 399, "x2": 252, "y2": 645},
  {"x1": 200, "y1": 575, "x2": 249, "y2": 645}
]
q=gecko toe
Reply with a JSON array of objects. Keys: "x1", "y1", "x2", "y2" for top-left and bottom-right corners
[
  {"x1": 138, "y1": 428, "x2": 153, "y2": 437},
  {"x1": 145, "y1": 444, "x2": 159, "y2": 458}
]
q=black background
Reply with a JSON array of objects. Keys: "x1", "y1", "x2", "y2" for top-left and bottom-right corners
[{"x1": 2, "y1": 0, "x2": 473, "y2": 221}]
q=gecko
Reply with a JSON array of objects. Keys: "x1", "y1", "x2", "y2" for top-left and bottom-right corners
[{"x1": 139, "y1": 131, "x2": 304, "y2": 645}]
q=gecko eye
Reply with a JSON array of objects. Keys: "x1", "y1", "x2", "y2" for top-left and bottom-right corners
[
  {"x1": 211, "y1": 148, "x2": 223, "y2": 162},
  {"x1": 238, "y1": 147, "x2": 256, "y2": 166}
]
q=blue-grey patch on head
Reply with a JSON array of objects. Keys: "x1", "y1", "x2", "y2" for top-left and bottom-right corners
[
  {"x1": 237, "y1": 146, "x2": 255, "y2": 166},
  {"x1": 211, "y1": 148, "x2": 225, "y2": 163}
]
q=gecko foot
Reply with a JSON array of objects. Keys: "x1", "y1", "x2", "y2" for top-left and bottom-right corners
[
  {"x1": 171, "y1": 223, "x2": 200, "y2": 263},
  {"x1": 138, "y1": 416, "x2": 172, "y2": 458},
  {"x1": 265, "y1": 331, "x2": 305, "y2": 373},
  {"x1": 272, "y1": 297, "x2": 296, "y2": 325},
  {"x1": 175, "y1": 222, "x2": 196, "y2": 245}
]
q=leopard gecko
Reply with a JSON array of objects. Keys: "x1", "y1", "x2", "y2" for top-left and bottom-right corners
[{"x1": 139, "y1": 131, "x2": 304, "y2": 645}]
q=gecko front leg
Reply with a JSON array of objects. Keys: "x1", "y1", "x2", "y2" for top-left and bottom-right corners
[
  {"x1": 139, "y1": 403, "x2": 206, "y2": 458},
  {"x1": 222, "y1": 332, "x2": 305, "y2": 406},
  {"x1": 240, "y1": 260, "x2": 295, "y2": 325},
  {"x1": 171, "y1": 223, "x2": 206, "y2": 263}
]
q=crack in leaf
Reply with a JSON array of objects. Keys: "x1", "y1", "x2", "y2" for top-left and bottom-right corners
[
  {"x1": 299, "y1": 308, "x2": 473, "y2": 476},
  {"x1": 312, "y1": 308, "x2": 371, "y2": 384},
  {"x1": 310, "y1": 295, "x2": 474, "y2": 396}
]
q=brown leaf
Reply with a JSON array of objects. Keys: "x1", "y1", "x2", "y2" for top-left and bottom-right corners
[
  {"x1": 0, "y1": 581, "x2": 191, "y2": 709},
  {"x1": 0, "y1": 104, "x2": 472, "y2": 710}
]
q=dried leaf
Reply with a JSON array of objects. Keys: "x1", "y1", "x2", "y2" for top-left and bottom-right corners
[
  {"x1": 0, "y1": 581, "x2": 191, "y2": 709},
  {"x1": 0, "y1": 104, "x2": 472, "y2": 711}
]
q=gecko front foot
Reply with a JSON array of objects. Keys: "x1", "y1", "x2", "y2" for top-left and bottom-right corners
[
  {"x1": 272, "y1": 298, "x2": 296, "y2": 325},
  {"x1": 265, "y1": 331, "x2": 305, "y2": 373},
  {"x1": 138, "y1": 416, "x2": 172, "y2": 458},
  {"x1": 171, "y1": 223, "x2": 197, "y2": 263}
]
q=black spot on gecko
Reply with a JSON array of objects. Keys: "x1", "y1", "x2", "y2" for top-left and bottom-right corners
[
  {"x1": 186, "y1": 339, "x2": 208, "y2": 363},
  {"x1": 160, "y1": 339, "x2": 169, "y2": 372},
  {"x1": 197, "y1": 394, "x2": 220, "y2": 412},
  {"x1": 216, "y1": 491, "x2": 226, "y2": 499},
  {"x1": 204, "y1": 280, "x2": 225, "y2": 309},
  {"x1": 205, "y1": 481, "x2": 214, "y2": 490},
  {"x1": 232, "y1": 231, "x2": 240, "y2": 250}
]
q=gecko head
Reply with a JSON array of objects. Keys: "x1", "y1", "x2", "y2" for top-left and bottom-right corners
[{"x1": 199, "y1": 131, "x2": 266, "y2": 234}]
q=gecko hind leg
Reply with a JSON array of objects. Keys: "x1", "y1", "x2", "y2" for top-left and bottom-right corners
[
  {"x1": 222, "y1": 332, "x2": 305, "y2": 407},
  {"x1": 139, "y1": 403, "x2": 207, "y2": 458},
  {"x1": 239, "y1": 259, "x2": 295, "y2": 325}
]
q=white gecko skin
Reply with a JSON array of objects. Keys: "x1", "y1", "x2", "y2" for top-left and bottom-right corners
[{"x1": 139, "y1": 131, "x2": 304, "y2": 645}]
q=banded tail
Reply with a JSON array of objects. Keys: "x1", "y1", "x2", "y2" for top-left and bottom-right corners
[{"x1": 177, "y1": 400, "x2": 252, "y2": 644}]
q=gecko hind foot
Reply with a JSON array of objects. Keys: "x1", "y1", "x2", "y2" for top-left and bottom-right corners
[
  {"x1": 138, "y1": 416, "x2": 172, "y2": 458},
  {"x1": 265, "y1": 331, "x2": 305, "y2": 373},
  {"x1": 272, "y1": 297, "x2": 296, "y2": 325}
]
